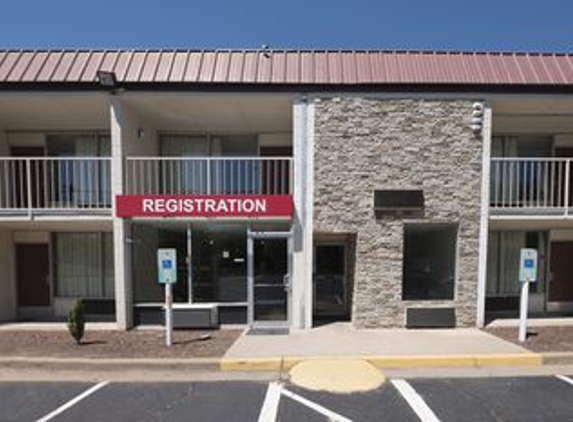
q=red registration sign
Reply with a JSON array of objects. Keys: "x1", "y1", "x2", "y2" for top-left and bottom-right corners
[{"x1": 115, "y1": 195, "x2": 293, "y2": 218}]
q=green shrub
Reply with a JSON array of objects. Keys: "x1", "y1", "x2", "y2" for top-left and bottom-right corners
[{"x1": 67, "y1": 298, "x2": 85, "y2": 345}]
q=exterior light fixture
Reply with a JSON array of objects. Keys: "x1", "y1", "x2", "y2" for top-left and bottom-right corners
[
  {"x1": 470, "y1": 102, "x2": 484, "y2": 134},
  {"x1": 97, "y1": 70, "x2": 117, "y2": 88},
  {"x1": 137, "y1": 127, "x2": 145, "y2": 140}
]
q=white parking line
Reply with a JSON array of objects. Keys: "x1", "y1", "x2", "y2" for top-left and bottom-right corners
[
  {"x1": 257, "y1": 381, "x2": 282, "y2": 422},
  {"x1": 257, "y1": 381, "x2": 353, "y2": 422},
  {"x1": 36, "y1": 381, "x2": 109, "y2": 422},
  {"x1": 556, "y1": 375, "x2": 573, "y2": 387},
  {"x1": 392, "y1": 379, "x2": 441, "y2": 422},
  {"x1": 281, "y1": 388, "x2": 353, "y2": 422}
]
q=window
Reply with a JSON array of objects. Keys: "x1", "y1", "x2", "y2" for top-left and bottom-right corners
[
  {"x1": 159, "y1": 134, "x2": 260, "y2": 194},
  {"x1": 402, "y1": 224, "x2": 457, "y2": 300},
  {"x1": 54, "y1": 232, "x2": 114, "y2": 298},
  {"x1": 486, "y1": 231, "x2": 547, "y2": 298},
  {"x1": 46, "y1": 133, "x2": 111, "y2": 207}
]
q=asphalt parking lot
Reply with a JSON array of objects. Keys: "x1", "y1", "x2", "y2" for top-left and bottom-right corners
[{"x1": 1, "y1": 375, "x2": 572, "y2": 422}]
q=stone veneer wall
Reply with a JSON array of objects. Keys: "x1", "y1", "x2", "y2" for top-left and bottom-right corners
[{"x1": 313, "y1": 98, "x2": 483, "y2": 328}]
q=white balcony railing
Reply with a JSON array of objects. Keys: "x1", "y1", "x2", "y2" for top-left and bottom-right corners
[
  {"x1": 490, "y1": 158, "x2": 572, "y2": 214},
  {"x1": 126, "y1": 157, "x2": 293, "y2": 195},
  {"x1": 0, "y1": 157, "x2": 112, "y2": 215}
]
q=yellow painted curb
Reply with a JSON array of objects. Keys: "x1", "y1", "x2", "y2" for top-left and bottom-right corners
[
  {"x1": 368, "y1": 354, "x2": 543, "y2": 368},
  {"x1": 474, "y1": 353, "x2": 543, "y2": 367},
  {"x1": 367, "y1": 355, "x2": 475, "y2": 368},
  {"x1": 220, "y1": 353, "x2": 543, "y2": 371}
]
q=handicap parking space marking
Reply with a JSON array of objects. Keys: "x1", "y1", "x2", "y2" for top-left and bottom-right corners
[
  {"x1": 391, "y1": 379, "x2": 441, "y2": 422},
  {"x1": 556, "y1": 375, "x2": 573, "y2": 387},
  {"x1": 36, "y1": 381, "x2": 109, "y2": 422},
  {"x1": 258, "y1": 381, "x2": 353, "y2": 422}
]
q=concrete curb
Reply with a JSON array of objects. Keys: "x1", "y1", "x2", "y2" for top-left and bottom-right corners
[
  {"x1": 0, "y1": 352, "x2": 552, "y2": 373},
  {"x1": 0, "y1": 357, "x2": 220, "y2": 372},
  {"x1": 220, "y1": 353, "x2": 544, "y2": 372},
  {"x1": 541, "y1": 352, "x2": 573, "y2": 366}
]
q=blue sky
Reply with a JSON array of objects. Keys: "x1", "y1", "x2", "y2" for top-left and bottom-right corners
[{"x1": 1, "y1": 0, "x2": 572, "y2": 52}]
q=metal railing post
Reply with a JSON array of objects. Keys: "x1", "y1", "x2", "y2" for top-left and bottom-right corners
[
  {"x1": 205, "y1": 159, "x2": 212, "y2": 195},
  {"x1": 289, "y1": 158, "x2": 294, "y2": 195},
  {"x1": 26, "y1": 158, "x2": 33, "y2": 218},
  {"x1": 566, "y1": 159, "x2": 571, "y2": 216}
]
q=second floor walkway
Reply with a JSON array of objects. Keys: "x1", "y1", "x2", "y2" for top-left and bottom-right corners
[
  {"x1": 0, "y1": 156, "x2": 293, "y2": 217},
  {"x1": 490, "y1": 157, "x2": 573, "y2": 217}
]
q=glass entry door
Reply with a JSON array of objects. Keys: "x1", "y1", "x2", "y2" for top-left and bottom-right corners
[
  {"x1": 313, "y1": 244, "x2": 348, "y2": 320},
  {"x1": 247, "y1": 231, "x2": 292, "y2": 328}
]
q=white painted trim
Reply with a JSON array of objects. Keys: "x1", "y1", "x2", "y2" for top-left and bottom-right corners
[
  {"x1": 305, "y1": 100, "x2": 315, "y2": 329},
  {"x1": 391, "y1": 379, "x2": 440, "y2": 422},
  {"x1": 477, "y1": 102, "x2": 493, "y2": 328},
  {"x1": 36, "y1": 381, "x2": 109, "y2": 422},
  {"x1": 490, "y1": 215, "x2": 573, "y2": 221},
  {"x1": 3, "y1": 90, "x2": 573, "y2": 105},
  {"x1": 291, "y1": 97, "x2": 314, "y2": 329},
  {"x1": 304, "y1": 93, "x2": 573, "y2": 106}
]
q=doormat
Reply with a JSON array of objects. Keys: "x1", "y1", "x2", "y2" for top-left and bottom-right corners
[{"x1": 246, "y1": 328, "x2": 290, "y2": 336}]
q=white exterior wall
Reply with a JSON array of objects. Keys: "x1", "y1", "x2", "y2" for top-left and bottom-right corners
[{"x1": 291, "y1": 98, "x2": 314, "y2": 329}]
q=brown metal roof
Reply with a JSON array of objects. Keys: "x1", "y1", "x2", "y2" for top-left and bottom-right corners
[{"x1": 1, "y1": 49, "x2": 573, "y2": 88}]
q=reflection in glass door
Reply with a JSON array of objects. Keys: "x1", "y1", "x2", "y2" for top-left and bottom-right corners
[{"x1": 248, "y1": 231, "x2": 291, "y2": 327}]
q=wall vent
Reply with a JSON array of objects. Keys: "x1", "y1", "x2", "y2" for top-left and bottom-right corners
[{"x1": 374, "y1": 190, "x2": 424, "y2": 218}]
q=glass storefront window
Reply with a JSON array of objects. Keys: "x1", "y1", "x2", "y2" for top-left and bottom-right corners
[
  {"x1": 132, "y1": 221, "x2": 291, "y2": 305},
  {"x1": 131, "y1": 224, "x2": 188, "y2": 303},
  {"x1": 402, "y1": 224, "x2": 458, "y2": 301},
  {"x1": 192, "y1": 224, "x2": 247, "y2": 303}
]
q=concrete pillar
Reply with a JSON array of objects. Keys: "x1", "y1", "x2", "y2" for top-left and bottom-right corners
[
  {"x1": 0, "y1": 229, "x2": 16, "y2": 322},
  {"x1": 292, "y1": 97, "x2": 315, "y2": 329},
  {"x1": 111, "y1": 98, "x2": 132, "y2": 330},
  {"x1": 476, "y1": 102, "x2": 493, "y2": 327}
]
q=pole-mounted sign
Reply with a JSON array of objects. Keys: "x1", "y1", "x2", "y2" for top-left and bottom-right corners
[
  {"x1": 518, "y1": 248, "x2": 537, "y2": 343},
  {"x1": 157, "y1": 248, "x2": 177, "y2": 347}
]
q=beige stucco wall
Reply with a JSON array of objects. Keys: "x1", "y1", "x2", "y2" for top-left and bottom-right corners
[{"x1": 314, "y1": 97, "x2": 483, "y2": 328}]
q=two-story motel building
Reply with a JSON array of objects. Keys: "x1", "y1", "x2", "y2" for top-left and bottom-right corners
[{"x1": 1, "y1": 49, "x2": 573, "y2": 331}]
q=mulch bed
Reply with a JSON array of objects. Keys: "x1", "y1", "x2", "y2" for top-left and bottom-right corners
[
  {"x1": 485, "y1": 326, "x2": 573, "y2": 353},
  {"x1": 0, "y1": 329, "x2": 242, "y2": 359}
]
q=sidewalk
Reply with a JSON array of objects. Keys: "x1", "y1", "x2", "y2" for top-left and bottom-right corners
[
  {"x1": 221, "y1": 323, "x2": 543, "y2": 371},
  {"x1": 1, "y1": 322, "x2": 571, "y2": 374}
]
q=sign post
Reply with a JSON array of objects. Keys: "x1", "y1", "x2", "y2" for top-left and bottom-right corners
[
  {"x1": 518, "y1": 248, "x2": 537, "y2": 343},
  {"x1": 157, "y1": 248, "x2": 177, "y2": 347}
]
